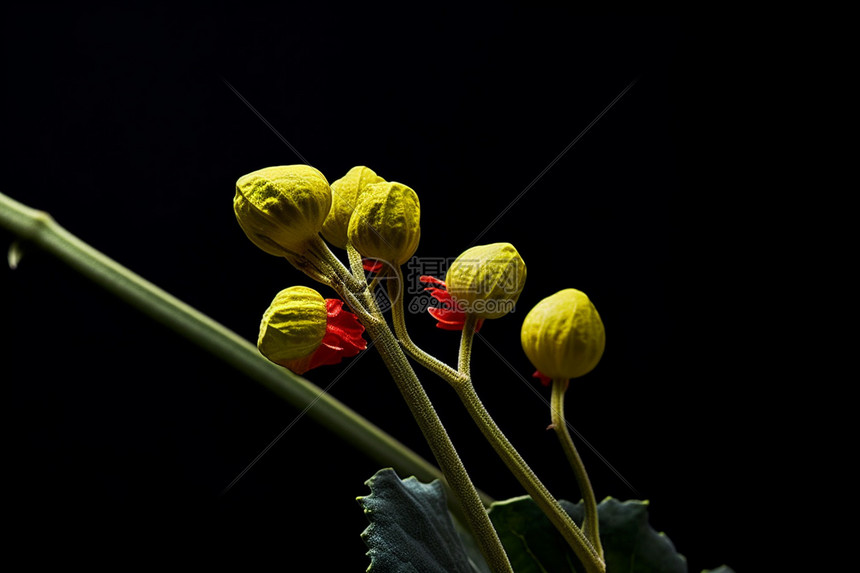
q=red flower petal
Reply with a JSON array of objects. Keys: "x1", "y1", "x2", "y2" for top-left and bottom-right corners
[
  {"x1": 422, "y1": 286, "x2": 449, "y2": 302},
  {"x1": 324, "y1": 299, "x2": 366, "y2": 352},
  {"x1": 363, "y1": 258, "x2": 384, "y2": 273},
  {"x1": 532, "y1": 370, "x2": 553, "y2": 386},
  {"x1": 428, "y1": 307, "x2": 468, "y2": 330},
  {"x1": 419, "y1": 275, "x2": 483, "y2": 332},
  {"x1": 306, "y1": 299, "x2": 367, "y2": 370},
  {"x1": 419, "y1": 275, "x2": 446, "y2": 287}
]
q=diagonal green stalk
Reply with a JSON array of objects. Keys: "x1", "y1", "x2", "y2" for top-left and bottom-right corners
[
  {"x1": 350, "y1": 302, "x2": 513, "y2": 573},
  {"x1": 329, "y1": 261, "x2": 512, "y2": 572},
  {"x1": 345, "y1": 241, "x2": 387, "y2": 318},
  {"x1": 457, "y1": 314, "x2": 605, "y2": 573},
  {"x1": 551, "y1": 377, "x2": 603, "y2": 558},
  {"x1": 345, "y1": 242, "x2": 366, "y2": 281},
  {"x1": 2, "y1": 190, "x2": 512, "y2": 572},
  {"x1": 0, "y1": 190, "x2": 472, "y2": 507},
  {"x1": 385, "y1": 267, "x2": 603, "y2": 571}
]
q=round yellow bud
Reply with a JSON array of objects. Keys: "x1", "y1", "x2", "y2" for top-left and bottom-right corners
[
  {"x1": 321, "y1": 166, "x2": 386, "y2": 249},
  {"x1": 257, "y1": 286, "x2": 328, "y2": 367},
  {"x1": 445, "y1": 242, "x2": 526, "y2": 320},
  {"x1": 347, "y1": 181, "x2": 420, "y2": 266},
  {"x1": 234, "y1": 165, "x2": 332, "y2": 256},
  {"x1": 520, "y1": 289, "x2": 605, "y2": 380}
]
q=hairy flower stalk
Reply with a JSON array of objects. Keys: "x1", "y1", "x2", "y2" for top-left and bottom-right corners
[
  {"x1": 353, "y1": 301, "x2": 513, "y2": 573},
  {"x1": 233, "y1": 166, "x2": 512, "y2": 572},
  {"x1": 457, "y1": 315, "x2": 605, "y2": 573},
  {"x1": 320, "y1": 256, "x2": 513, "y2": 572},
  {"x1": 522, "y1": 288, "x2": 608, "y2": 557},
  {"x1": 388, "y1": 267, "x2": 466, "y2": 384},
  {"x1": 231, "y1": 162, "x2": 610, "y2": 572},
  {"x1": 550, "y1": 377, "x2": 603, "y2": 557},
  {"x1": 396, "y1": 243, "x2": 605, "y2": 572},
  {"x1": 4, "y1": 156, "x2": 622, "y2": 573}
]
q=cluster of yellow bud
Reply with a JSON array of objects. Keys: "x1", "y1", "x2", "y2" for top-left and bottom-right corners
[
  {"x1": 235, "y1": 163, "x2": 604, "y2": 382},
  {"x1": 233, "y1": 162, "x2": 607, "y2": 573},
  {"x1": 234, "y1": 163, "x2": 419, "y2": 267}
]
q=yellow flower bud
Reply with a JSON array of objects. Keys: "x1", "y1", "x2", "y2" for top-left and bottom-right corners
[
  {"x1": 257, "y1": 286, "x2": 328, "y2": 367},
  {"x1": 520, "y1": 289, "x2": 605, "y2": 380},
  {"x1": 234, "y1": 165, "x2": 332, "y2": 256},
  {"x1": 321, "y1": 166, "x2": 385, "y2": 249},
  {"x1": 445, "y1": 242, "x2": 526, "y2": 320},
  {"x1": 347, "y1": 181, "x2": 420, "y2": 266}
]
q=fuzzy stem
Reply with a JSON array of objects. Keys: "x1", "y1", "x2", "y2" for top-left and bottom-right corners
[
  {"x1": 456, "y1": 315, "x2": 605, "y2": 573},
  {"x1": 387, "y1": 266, "x2": 466, "y2": 384},
  {"x1": 345, "y1": 241, "x2": 388, "y2": 318},
  {"x1": 458, "y1": 312, "x2": 476, "y2": 376},
  {"x1": 308, "y1": 235, "x2": 364, "y2": 292},
  {"x1": 345, "y1": 242, "x2": 367, "y2": 283},
  {"x1": 352, "y1": 302, "x2": 513, "y2": 573},
  {"x1": 551, "y1": 378, "x2": 603, "y2": 558}
]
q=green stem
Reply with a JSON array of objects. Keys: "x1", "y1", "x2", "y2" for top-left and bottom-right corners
[
  {"x1": 551, "y1": 378, "x2": 603, "y2": 558},
  {"x1": 0, "y1": 190, "x2": 459, "y2": 505},
  {"x1": 345, "y1": 241, "x2": 387, "y2": 318},
  {"x1": 345, "y1": 242, "x2": 367, "y2": 282},
  {"x1": 458, "y1": 313, "x2": 476, "y2": 376},
  {"x1": 1, "y1": 190, "x2": 512, "y2": 570},
  {"x1": 280, "y1": 248, "x2": 337, "y2": 286},
  {"x1": 456, "y1": 315, "x2": 605, "y2": 573},
  {"x1": 309, "y1": 235, "x2": 364, "y2": 293},
  {"x1": 387, "y1": 266, "x2": 465, "y2": 384},
  {"x1": 351, "y1": 297, "x2": 513, "y2": 573}
]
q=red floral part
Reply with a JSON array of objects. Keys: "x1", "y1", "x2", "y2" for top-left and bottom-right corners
[
  {"x1": 286, "y1": 299, "x2": 367, "y2": 374},
  {"x1": 532, "y1": 370, "x2": 553, "y2": 387},
  {"x1": 419, "y1": 275, "x2": 483, "y2": 332},
  {"x1": 362, "y1": 258, "x2": 385, "y2": 273}
]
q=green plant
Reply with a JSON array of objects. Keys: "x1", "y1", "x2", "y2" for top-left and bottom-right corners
[{"x1": 1, "y1": 170, "x2": 733, "y2": 572}]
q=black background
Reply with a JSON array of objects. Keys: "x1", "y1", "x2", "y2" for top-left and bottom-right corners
[{"x1": 2, "y1": 7, "x2": 759, "y2": 571}]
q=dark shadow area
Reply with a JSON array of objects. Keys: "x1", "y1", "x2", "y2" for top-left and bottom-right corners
[{"x1": 2, "y1": 8, "x2": 759, "y2": 571}]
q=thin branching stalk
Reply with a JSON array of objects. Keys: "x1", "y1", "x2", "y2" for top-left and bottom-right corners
[
  {"x1": 457, "y1": 314, "x2": 605, "y2": 573},
  {"x1": 387, "y1": 266, "x2": 465, "y2": 384},
  {"x1": 551, "y1": 377, "x2": 603, "y2": 558},
  {"x1": 328, "y1": 276, "x2": 513, "y2": 573}
]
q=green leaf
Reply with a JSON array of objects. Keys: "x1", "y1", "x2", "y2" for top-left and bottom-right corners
[
  {"x1": 488, "y1": 496, "x2": 688, "y2": 573},
  {"x1": 487, "y1": 496, "x2": 581, "y2": 573},
  {"x1": 702, "y1": 567, "x2": 735, "y2": 573},
  {"x1": 358, "y1": 468, "x2": 489, "y2": 573}
]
